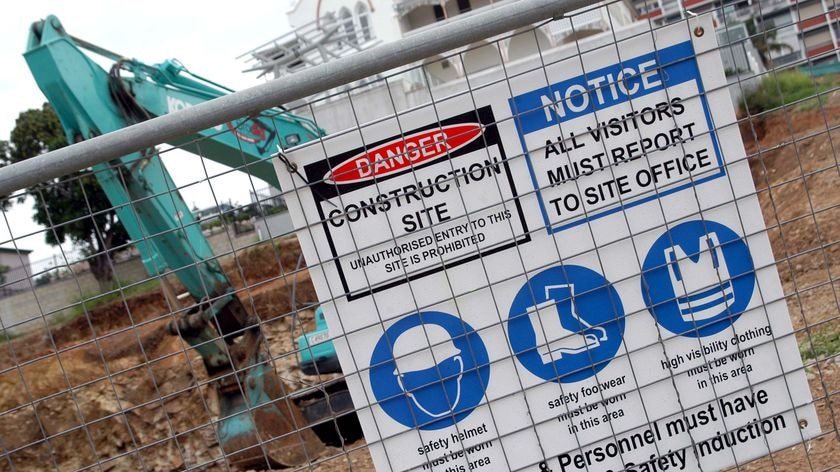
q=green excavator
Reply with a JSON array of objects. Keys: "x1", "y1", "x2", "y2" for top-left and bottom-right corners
[{"x1": 24, "y1": 14, "x2": 349, "y2": 469}]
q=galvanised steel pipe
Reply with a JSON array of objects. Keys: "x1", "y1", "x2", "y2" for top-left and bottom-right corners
[{"x1": 0, "y1": 0, "x2": 591, "y2": 195}]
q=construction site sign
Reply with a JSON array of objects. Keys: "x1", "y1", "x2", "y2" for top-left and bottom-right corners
[
  {"x1": 294, "y1": 106, "x2": 530, "y2": 301},
  {"x1": 275, "y1": 15, "x2": 819, "y2": 472}
]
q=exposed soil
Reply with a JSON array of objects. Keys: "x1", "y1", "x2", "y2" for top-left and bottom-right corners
[
  {"x1": 742, "y1": 91, "x2": 840, "y2": 334},
  {"x1": 0, "y1": 236, "x2": 339, "y2": 472},
  {"x1": 729, "y1": 90, "x2": 840, "y2": 472},
  {"x1": 0, "y1": 96, "x2": 837, "y2": 472}
]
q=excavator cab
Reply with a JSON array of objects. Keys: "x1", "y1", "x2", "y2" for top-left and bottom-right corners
[{"x1": 298, "y1": 306, "x2": 342, "y2": 375}]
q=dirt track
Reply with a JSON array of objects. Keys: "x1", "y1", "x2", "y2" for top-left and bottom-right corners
[{"x1": 0, "y1": 98, "x2": 838, "y2": 471}]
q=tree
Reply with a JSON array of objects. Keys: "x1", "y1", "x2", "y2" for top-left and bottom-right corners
[
  {"x1": 1, "y1": 104, "x2": 129, "y2": 290},
  {"x1": 746, "y1": 18, "x2": 793, "y2": 69},
  {"x1": 34, "y1": 272, "x2": 52, "y2": 287}
]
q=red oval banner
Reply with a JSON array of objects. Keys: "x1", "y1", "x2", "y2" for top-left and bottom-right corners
[{"x1": 324, "y1": 123, "x2": 483, "y2": 184}]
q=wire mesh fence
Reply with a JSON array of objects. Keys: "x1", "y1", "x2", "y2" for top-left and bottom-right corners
[{"x1": 0, "y1": 0, "x2": 837, "y2": 471}]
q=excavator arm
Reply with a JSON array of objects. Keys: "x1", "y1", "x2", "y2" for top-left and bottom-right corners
[
  {"x1": 108, "y1": 55, "x2": 322, "y2": 187},
  {"x1": 24, "y1": 15, "x2": 325, "y2": 468}
]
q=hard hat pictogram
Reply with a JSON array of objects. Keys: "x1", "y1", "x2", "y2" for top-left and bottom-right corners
[
  {"x1": 391, "y1": 323, "x2": 462, "y2": 374},
  {"x1": 392, "y1": 323, "x2": 465, "y2": 419},
  {"x1": 369, "y1": 311, "x2": 490, "y2": 430}
]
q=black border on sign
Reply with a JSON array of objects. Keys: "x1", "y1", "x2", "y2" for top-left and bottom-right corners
[{"x1": 305, "y1": 106, "x2": 531, "y2": 301}]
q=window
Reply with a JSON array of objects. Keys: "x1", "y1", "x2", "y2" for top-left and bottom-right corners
[
  {"x1": 356, "y1": 2, "x2": 373, "y2": 41},
  {"x1": 340, "y1": 7, "x2": 357, "y2": 45},
  {"x1": 457, "y1": 0, "x2": 471, "y2": 13},
  {"x1": 433, "y1": 4, "x2": 445, "y2": 21},
  {"x1": 637, "y1": 3, "x2": 655, "y2": 14}
]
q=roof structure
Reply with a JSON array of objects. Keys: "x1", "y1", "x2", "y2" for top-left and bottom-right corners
[{"x1": 0, "y1": 247, "x2": 33, "y2": 254}]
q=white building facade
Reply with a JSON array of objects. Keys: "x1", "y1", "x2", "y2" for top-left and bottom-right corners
[{"x1": 242, "y1": 0, "x2": 638, "y2": 134}]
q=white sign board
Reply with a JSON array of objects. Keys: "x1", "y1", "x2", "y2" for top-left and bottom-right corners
[{"x1": 275, "y1": 16, "x2": 819, "y2": 472}]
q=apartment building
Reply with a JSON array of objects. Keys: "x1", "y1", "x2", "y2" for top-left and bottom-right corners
[
  {"x1": 795, "y1": 0, "x2": 840, "y2": 62},
  {"x1": 632, "y1": 0, "x2": 840, "y2": 65}
]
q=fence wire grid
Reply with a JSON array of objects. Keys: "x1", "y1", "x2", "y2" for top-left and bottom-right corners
[{"x1": 0, "y1": 1, "x2": 838, "y2": 471}]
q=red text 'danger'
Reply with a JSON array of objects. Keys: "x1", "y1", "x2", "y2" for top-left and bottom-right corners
[{"x1": 324, "y1": 124, "x2": 483, "y2": 184}]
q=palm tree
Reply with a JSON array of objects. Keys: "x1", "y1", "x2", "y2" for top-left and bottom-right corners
[{"x1": 745, "y1": 17, "x2": 793, "y2": 69}]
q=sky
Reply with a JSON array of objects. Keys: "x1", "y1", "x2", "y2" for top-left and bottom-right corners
[{"x1": 0, "y1": 0, "x2": 295, "y2": 268}]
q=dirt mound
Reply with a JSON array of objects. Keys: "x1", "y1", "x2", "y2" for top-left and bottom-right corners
[
  {"x1": 0, "y1": 289, "x2": 171, "y2": 371},
  {"x1": 0, "y1": 321, "x2": 215, "y2": 471},
  {"x1": 735, "y1": 91, "x2": 840, "y2": 471},
  {"x1": 0, "y1": 237, "x2": 337, "y2": 471},
  {"x1": 224, "y1": 237, "x2": 305, "y2": 290},
  {"x1": 0, "y1": 283, "x2": 212, "y2": 470},
  {"x1": 742, "y1": 93, "x2": 840, "y2": 334}
]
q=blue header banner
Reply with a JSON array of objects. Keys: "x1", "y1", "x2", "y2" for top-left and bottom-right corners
[{"x1": 509, "y1": 41, "x2": 698, "y2": 135}]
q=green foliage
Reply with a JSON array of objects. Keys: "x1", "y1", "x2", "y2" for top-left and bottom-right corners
[
  {"x1": 9, "y1": 104, "x2": 67, "y2": 163},
  {"x1": 1, "y1": 104, "x2": 129, "y2": 289},
  {"x1": 800, "y1": 325, "x2": 840, "y2": 361},
  {"x1": 200, "y1": 219, "x2": 222, "y2": 231},
  {"x1": 724, "y1": 67, "x2": 748, "y2": 77},
  {"x1": 0, "y1": 329, "x2": 20, "y2": 343},
  {"x1": 743, "y1": 71, "x2": 823, "y2": 115},
  {"x1": 263, "y1": 203, "x2": 288, "y2": 217},
  {"x1": 34, "y1": 272, "x2": 52, "y2": 287}
]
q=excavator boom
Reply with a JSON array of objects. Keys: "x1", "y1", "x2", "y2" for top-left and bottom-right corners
[{"x1": 24, "y1": 15, "x2": 326, "y2": 468}]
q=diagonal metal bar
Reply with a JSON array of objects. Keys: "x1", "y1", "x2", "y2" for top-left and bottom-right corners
[{"x1": 0, "y1": 0, "x2": 591, "y2": 195}]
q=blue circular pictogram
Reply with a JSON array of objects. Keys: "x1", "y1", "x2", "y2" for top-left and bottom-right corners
[
  {"x1": 507, "y1": 265, "x2": 625, "y2": 384},
  {"x1": 369, "y1": 311, "x2": 490, "y2": 430},
  {"x1": 641, "y1": 220, "x2": 756, "y2": 337}
]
